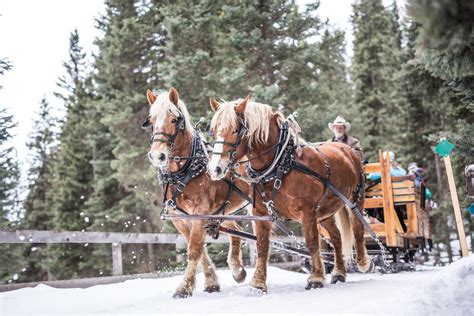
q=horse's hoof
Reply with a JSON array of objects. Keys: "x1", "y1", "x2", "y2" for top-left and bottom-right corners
[
  {"x1": 361, "y1": 260, "x2": 375, "y2": 273},
  {"x1": 249, "y1": 286, "x2": 267, "y2": 295},
  {"x1": 203, "y1": 284, "x2": 220, "y2": 293},
  {"x1": 233, "y1": 268, "x2": 247, "y2": 284},
  {"x1": 330, "y1": 275, "x2": 346, "y2": 284},
  {"x1": 305, "y1": 281, "x2": 324, "y2": 290},
  {"x1": 172, "y1": 289, "x2": 192, "y2": 299}
]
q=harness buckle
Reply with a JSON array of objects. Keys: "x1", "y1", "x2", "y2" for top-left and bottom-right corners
[
  {"x1": 165, "y1": 199, "x2": 176, "y2": 209},
  {"x1": 274, "y1": 179, "x2": 282, "y2": 190},
  {"x1": 176, "y1": 182, "x2": 185, "y2": 192},
  {"x1": 173, "y1": 156, "x2": 181, "y2": 162}
]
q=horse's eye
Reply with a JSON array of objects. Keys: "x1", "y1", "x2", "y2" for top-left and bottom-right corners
[
  {"x1": 171, "y1": 118, "x2": 178, "y2": 124},
  {"x1": 233, "y1": 128, "x2": 239, "y2": 134}
]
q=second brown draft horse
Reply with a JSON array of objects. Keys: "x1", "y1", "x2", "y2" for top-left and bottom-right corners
[{"x1": 208, "y1": 97, "x2": 373, "y2": 292}]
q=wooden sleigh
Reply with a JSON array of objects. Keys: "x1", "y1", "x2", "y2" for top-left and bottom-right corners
[{"x1": 363, "y1": 150, "x2": 431, "y2": 252}]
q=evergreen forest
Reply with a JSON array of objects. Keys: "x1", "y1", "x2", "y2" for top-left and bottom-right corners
[{"x1": 0, "y1": 0, "x2": 472, "y2": 283}]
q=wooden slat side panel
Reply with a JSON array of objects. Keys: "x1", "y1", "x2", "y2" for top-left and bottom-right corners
[
  {"x1": 394, "y1": 195, "x2": 416, "y2": 203},
  {"x1": 392, "y1": 180, "x2": 415, "y2": 189},
  {"x1": 365, "y1": 163, "x2": 382, "y2": 174},
  {"x1": 366, "y1": 183, "x2": 382, "y2": 191},
  {"x1": 406, "y1": 203, "x2": 418, "y2": 236},
  {"x1": 393, "y1": 188, "x2": 416, "y2": 195},
  {"x1": 364, "y1": 198, "x2": 384, "y2": 208},
  {"x1": 365, "y1": 190, "x2": 383, "y2": 197}
]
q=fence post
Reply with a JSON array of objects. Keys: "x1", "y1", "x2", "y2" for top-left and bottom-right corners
[
  {"x1": 112, "y1": 243, "x2": 123, "y2": 276},
  {"x1": 176, "y1": 242, "x2": 187, "y2": 262}
]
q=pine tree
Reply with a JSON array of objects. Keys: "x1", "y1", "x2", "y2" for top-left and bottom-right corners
[
  {"x1": 297, "y1": 28, "x2": 353, "y2": 140},
  {"x1": 350, "y1": 0, "x2": 405, "y2": 160},
  {"x1": 47, "y1": 31, "x2": 96, "y2": 280},
  {"x1": 87, "y1": 0, "x2": 169, "y2": 274},
  {"x1": 0, "y1": 58, "x2": 24, "y2": 283},
  {"x1": 407, "y1": 0, "x2": 473, "y2": 159},
  {"x1": 21, "y1": 97, "x2": 58, "y2": 282},
  {"x1": 408, "y1": 0, "x2": 474, "y2": 253}
]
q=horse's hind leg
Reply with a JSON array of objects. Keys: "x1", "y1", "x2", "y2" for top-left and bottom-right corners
[
  {"x1": 302, "y1": 210, "x2": 326, "y2": 290},
  {"x1": 320, "y1": 215, "x2": 346, "y2": 284},
  {"x1": 173, "y1": 220, "x2": 207, "y2": 299},
  {"x1": 349, "y1": 203, "x2": 374, "y2": 273},
  {"x1": 222, "y1": 221, "x2": 247, "y2": 283},
  {"x1": 172, "y1": 220, "x2": 220, "y2": 293}
]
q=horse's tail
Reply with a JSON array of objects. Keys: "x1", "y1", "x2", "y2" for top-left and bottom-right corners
[{"x1": 335, "y1": 207, "x2": 354, "y2": 265}]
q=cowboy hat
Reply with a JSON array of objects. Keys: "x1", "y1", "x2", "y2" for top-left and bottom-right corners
[{"x1": 328, "y1": 116, "x2": 351, "y2": 132}]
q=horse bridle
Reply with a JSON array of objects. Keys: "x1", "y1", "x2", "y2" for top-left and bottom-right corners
[
  {"x1": 142, "y1": 111, "x2": 186, "y2": 149},
  {"x1": 211, "y1": 115, "x2": 248, "y2": 173},
  {"x1": 213, "y1": 115, "x2": 288, "y2": 179}
]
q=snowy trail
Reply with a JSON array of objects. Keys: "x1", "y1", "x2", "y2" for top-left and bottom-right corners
[{"x1": 1, "y1": 255, "x2": 473, "y2": 316}]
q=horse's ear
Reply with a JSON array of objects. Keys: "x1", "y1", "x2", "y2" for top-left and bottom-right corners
[
  {"x1": 169, "y1": 87, "x2": 179, "y2": 105},
  {"x1": 209, "y1": 97, "x2": 220, "y2": 112},
  {"x1": 235, "y1": 96, "x2": 249, "y2": 115},
  {"x1": 146, "y1": 89, "x2": 157, "y2": 106}
]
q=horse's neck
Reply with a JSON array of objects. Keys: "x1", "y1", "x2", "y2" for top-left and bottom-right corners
[
  {"x1": 248, "y1": 115, "x2": 280, "y2": 171},
  {"x1": 168, "y1": 129, "x2": 193, "y2": 172}
]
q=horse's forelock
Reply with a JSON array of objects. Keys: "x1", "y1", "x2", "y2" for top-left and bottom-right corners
[
  {"x1": 149, "y1": 91, "x2": 192, "y2": 131},
  {"x1": 210, "y1": 100, "x2": 240, "y2": 134},
  {"x1": 210, "y1": 100, "x2": 276, "y2": 148}
]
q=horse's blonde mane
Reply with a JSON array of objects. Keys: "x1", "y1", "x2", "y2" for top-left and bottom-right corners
[
  {"x1": 149, "y1": 91, "x2": 192, "y2": 132},
  {"x1": 211, "y1": 99, "x2": 284, "y2": 148}
]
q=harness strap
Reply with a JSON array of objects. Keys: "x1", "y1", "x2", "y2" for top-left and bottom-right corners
[{"x1": 290, "y1": 160, "x2": 379, "y2": 241}]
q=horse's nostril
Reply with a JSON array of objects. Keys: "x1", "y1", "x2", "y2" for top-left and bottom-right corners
[
  {"x1": 215, "y1": 166, "x2": 222, "y2": 175},
  {"x1": 158, "y1": 153, "x2": 166, "y2": 161},
  {"x1": 148, "y1": 152, "x2": 153, "y2": 161}
]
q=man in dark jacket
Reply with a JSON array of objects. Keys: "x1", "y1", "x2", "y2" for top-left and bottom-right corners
[{"x1": 327, "y1": 116, "x2": 363, "y2": 159}]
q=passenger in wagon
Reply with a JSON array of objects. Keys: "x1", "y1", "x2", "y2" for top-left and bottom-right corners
[
  {"x1": 327, "y1": 116, "x2": 364, "y2": 160},
  {"x1": 408, "y1": 162, "x2": 432, "y2": 200},
  {"x1": 367, "y1": 151, "x2": 407, "y2": 181}
]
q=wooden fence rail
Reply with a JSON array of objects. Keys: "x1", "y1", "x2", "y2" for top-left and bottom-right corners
[{"x1": 0, "y1": 230, "x2": 304, "y2": 276}]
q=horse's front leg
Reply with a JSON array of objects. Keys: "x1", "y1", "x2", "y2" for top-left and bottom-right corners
[
  {"x1": 320, "y1": 215, "x2": 347, "y2": 284},
  {"x1": 173, "y1": 220, "x2": 206, "y2": 299},
  {"x1": 302, "y1": 211, "x2": 326, "y2": 289},
  {"x1": 172, "y1": 219, "x2": 220, "y2": 293},
  {"x1": 250, "y1": 205, "x2": 272, "y2": 293}
]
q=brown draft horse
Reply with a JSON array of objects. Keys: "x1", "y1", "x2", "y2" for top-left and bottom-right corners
[
  {"x1": 144, "y1": 88, "x2": 249, "y2": 298},
  {"x1": 208, "y1": 97, "x2": 373, "y2": 292}
]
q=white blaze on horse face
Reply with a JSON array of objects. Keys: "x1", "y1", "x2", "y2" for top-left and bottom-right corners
[
  {"x1": 147, "y1": 114, "x2": 170, "y2": 168},
  {"x1": 209, "y1": 128, "x2": 227, "y2": 180}
]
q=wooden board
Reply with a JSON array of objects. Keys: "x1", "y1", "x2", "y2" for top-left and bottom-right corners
[
  {"x1": 365, "y1": 163, "x2": 382, "y2": 173},
  {"x1": 364, "y1": 198, "x2": 384, "y2": 208}
]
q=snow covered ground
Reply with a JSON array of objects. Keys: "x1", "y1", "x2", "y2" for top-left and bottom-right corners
[{"x1": 1, "y1": 255, "x2": 473, "y2": 316}]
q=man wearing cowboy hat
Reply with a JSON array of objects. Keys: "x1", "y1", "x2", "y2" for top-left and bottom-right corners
[{"x1": 327, "y1": 116, "x2": 363, "y2": 159}]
